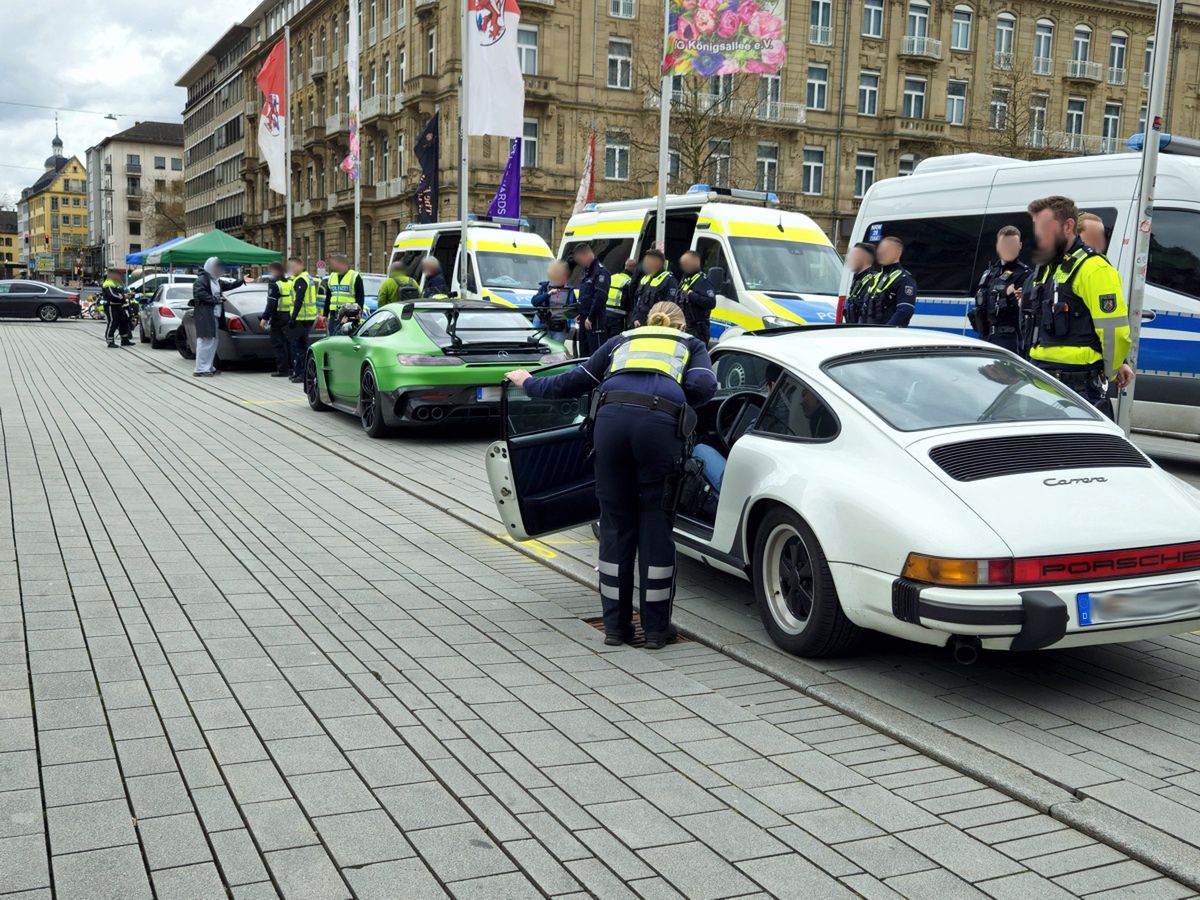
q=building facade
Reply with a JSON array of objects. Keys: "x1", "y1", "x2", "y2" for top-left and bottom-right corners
[
  {"x1": 86, "y1": 122, "x2": 186, "y2": 270},
  {"x1": 18, "y1": 131, "x2": 88, "y2": 278},
  {"x1": 0, "y1": 210, "x2": 18, "y2": 279},
  {"x1": 181, "y1": 0, "x2": 1198, "y2": 261}
]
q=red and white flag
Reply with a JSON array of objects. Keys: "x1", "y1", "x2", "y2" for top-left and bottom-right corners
[
  {"x1": 573, "y1": 133, "x2": 596, "y2": 214},
  {"x1": 466, "y1": 0, "x2": 525, "y2": 137},
  {"x1": 256, "y1": 40, "x2": 288, "y2": 195}
]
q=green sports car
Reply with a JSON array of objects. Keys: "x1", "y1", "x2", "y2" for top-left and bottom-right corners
[{"x1": 304, "y1": 301, "x2": 569, "y2": 436}]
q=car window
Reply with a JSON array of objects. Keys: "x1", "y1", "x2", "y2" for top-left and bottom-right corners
[
  {"x1": 712, "y1": 351, "x2": 778, "y2": 396},
  {"x1": 506, "y1": 362, "x2": 588, "y2": 437},
  {"x1": 754, "y1": 375, "x2": 839, "y2": 441},
  {"x1": 358, "y1": 310, "x2": 399, "y2": 338},
  {"x1": 1148, "y1": 208, "x2": 1200, "y2": 304},
  {"x1": 728, "y1": 237, "x2": 843, "y2": 295},
  {"x1": 825, "y1": 350, "x2": 1098, "y2": 431},
  {"x1": 695, "y1": 237, "x2": 734, "y2": 296},
  {"x1": 0, "y1": 284, "x2": 9, "y2": 295},
  {"x1": 563, "y1": 238, "x2": 634, "y2": 286}
]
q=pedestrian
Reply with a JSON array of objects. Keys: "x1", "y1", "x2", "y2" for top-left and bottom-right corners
[
  {"x1": 504, "y1": 301, "x2": 716, "y2": 649},
  {"x1": 863, "y1": 236, "x2": 918, "y2": 326},
  {"x1": 376, "y1": 261, "x2": 421, "y2": 307},
  {"x1": 842, "y1": 242, "x2": 877, "y2": 324},
  {"x1": 970, "y1": 226, "x2": 1032, "y2": 354},
  {"x1": 1078, "y1": 212, "x2": 1108, "y2": 256},
  {"x1": 675, "y1": 250, "x2": 716, "y2": 342},
  {"x1": 605, "y1": 259, "x2": 636, "y2": 335},
  {"x1": 260, "y1": 261, "x2": 293, "y2": 377},
  {"x1": 286, "y1": 256, "x2": 319, "y2": 383},
  {"x1": 531, "y1": 260, "x2": 576, "y2": 343},
  {"x1": 420, "y1": 257, "x2": 450, "y2": 298},
  {"x1": 101, "y1": 267, "x2": 132, "y2": 348},
  {"x1": 323, "y1": 254, "x2": 365, "y2": 336},
  {"x1": 191, "y1": 257, "x2": 246, "y2": 377},
  {"x1": 1026, "y1": 195, "x2": 1133, "y2": 416},
  {"x1": 630, "y1": 249, "x2": 678, "y2": 327},
  {"x1": 572, "y1": 242, "x2": 611, "y2": 355}
]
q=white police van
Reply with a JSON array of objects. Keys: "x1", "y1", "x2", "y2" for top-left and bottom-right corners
[{"x1": 846, "y1": 149, "x2": 1200, "y2": 433}]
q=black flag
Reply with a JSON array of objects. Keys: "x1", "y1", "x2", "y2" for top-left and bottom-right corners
[{"x1": 414, "y1": 112, "x2": 439, "y2": 224}]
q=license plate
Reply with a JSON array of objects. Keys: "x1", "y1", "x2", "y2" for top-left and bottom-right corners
[
  {"x1": 476, "y1": 386, "x2": 502, "y2": 403},
  {"x1": 1076, "y1": 580, "x2": 1200, "y2": 626}
]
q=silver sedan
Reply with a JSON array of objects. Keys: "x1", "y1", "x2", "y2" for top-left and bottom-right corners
[{"x1": 138, "y1": 284, "x2": 194, "y2": 348}]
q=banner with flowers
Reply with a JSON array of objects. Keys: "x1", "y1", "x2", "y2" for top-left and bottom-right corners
[{"x1": 661, "y1": 0, "x2": 787, "y2": 77}]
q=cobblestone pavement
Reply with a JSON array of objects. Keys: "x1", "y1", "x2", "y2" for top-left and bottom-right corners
[{"x1": 0, "y1": 321, "x2": 1192, "y2": 899}]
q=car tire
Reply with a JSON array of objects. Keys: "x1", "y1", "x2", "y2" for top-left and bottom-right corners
[
  {"x1": 752, "y1": 507, "x2": 861, "y2": 657},
  {"x1": 305, "y1": 354, "x2": 329, "y2": 411},
  {"x1": 139, "y1": 320, "x2": 150, "y2": 343},
  {"x1": 149, "y1": 329, "x2": 164, "y2": 349},
  {"x1": 36, "y1": 304, "x2": 59, "y2": 323},
  {"x1": 175, "y1": 329, "x2": 195, "y2": 360},
  {"x1": 359, "y1": 367, "x2": 390, "y2": 438}
]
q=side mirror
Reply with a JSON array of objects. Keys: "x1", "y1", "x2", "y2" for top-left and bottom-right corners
[{"x1": 708, "y1": 266, "x2": 730, "y2": 296}]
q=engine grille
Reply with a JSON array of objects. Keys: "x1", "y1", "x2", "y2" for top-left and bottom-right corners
[{"x1": 929, "y1": 432, "x2": 1150, "y2": 482}]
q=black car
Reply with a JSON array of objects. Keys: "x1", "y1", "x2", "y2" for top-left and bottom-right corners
[
  {"x1": 0, "y1": 280, "x2": 81, "y2": 321},
  {"x1": 176, "y1": 284, "x2": 274, "y2": 366}
]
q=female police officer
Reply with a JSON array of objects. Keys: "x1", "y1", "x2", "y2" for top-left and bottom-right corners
[{"x1": 505, "y1": 302, "x2": 716, "y2": 649}]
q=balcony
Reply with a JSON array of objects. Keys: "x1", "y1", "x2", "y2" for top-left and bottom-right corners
[
  {"x1": 1108, "y1": 67, "x2": 1127, "y2": 85},
  {"x1": 1100, "y1": 136, "x2": 1123, "y2": 154},
  {"x1": 900, "y1": 35, "x2": 941, "y2": 60},
  {"x1": 327, "y1": 192, "x2": 340, "y2": 210},
  {"x1": 303, "y1": 123, "x2": 326, "y2": 146},
  {"x1": 310, "y1": 55, "x2": 326, "y2": 79},
  {"x1": 886, "y1": 115, "x2": 948, "y2": 142},
  {"x1": 126, "y1": 163, "x2": 142, "y2": 174},
  {"x1": 1033, "y1": 56, "x2": 1053, "y2": 76},
  {"x1": 261, "y1": 206, "x2": 284, "y2": 224},
  {"x1": 405, "y1": 74, "x2": 440, "y2": 97},
  {"x1": 1143, "y1": 70, "x2": 1152, "y2": 88},
  {"x1": 810, "y1": 24, "x2": 832, "y2": 46},
  {"x1": 294, "y1": 199, "x2": 311, "y2": 217},
  {"x1": 381, "y1": 17, "x2": 391, "y2": 37},
  {"x1": 375, "y1": 177, "x2": 406, "y2": 200},
  {"x1": 993, "y1": 51, "x2": 1014, "y2": 70},
  {"x1": 361, "y1": 95, "x2": 391, "y2": 121},
  {"x1": 756, "y1": 100, "x2": 806, "y2": 125},
  {"x1": 1066, "y1": 59, "x2": 1102, "y2": 82},
  {"x1": 326, "y1": 113, "x2": 347, "y2": 136},
  {"x1": 1042, "y1": 130, "x2": 1107, "y2": 153},
  {"x1": 416, "y1": 0, "x2": 436, "y2": 8}
]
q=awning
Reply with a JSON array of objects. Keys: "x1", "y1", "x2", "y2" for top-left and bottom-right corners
[
  {"x1": 126, "y1": 236, "x2": 186, "y2": 266},
  {"x1": 146, "y1": 229, "x2": 282, "y2": 266}
]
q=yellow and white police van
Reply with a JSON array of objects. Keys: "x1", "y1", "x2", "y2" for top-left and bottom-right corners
[
  {"x1": 846, "y1": 146, "x2": 1200, "y2": 433},
  {"x1": 389, "y1": 219, "x2": 555, "y2": 308},
  {"x1": 559, "y1": 186, "x2": 843, "y2": 338}
]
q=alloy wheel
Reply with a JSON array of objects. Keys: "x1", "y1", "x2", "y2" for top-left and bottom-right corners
[{"x1": 762, "y1": 523, "x2": 815, "y2": 635}]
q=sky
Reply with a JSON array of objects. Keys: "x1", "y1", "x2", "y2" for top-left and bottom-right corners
[{"x1": 0, "y1": 0, "x2": 251, "y2": 207}]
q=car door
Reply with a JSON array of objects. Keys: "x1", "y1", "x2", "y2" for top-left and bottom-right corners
[
  {"x1": 486, "y1": 366, "x2": 598, "y2": 541},
  {"x1": 0, "y1": 283, "x2": 16, "y2": 318},
  {"x1": 329, "y1": 309, "x2": 395, "y2": 401},
  {"x1": 10, "y1": 282, "x2": 47, "y2": 317}
]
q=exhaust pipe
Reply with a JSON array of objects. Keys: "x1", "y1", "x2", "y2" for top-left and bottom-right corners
[
  {"x1": 949, "y1": 635, "x2": 981, "y2": 666},
  {"x1": 429, "y1": 406, "x2": 446, "y2": 421},
  {"x1": 413, "y1": 406, "x2": 430, "y2": 421}
]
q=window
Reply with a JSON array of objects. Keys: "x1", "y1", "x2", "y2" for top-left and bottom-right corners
[
  {"x1": 946, "y1": 80, "x2": 967, "y2": 125},
  {"x1": 126, "y1": 153, "x2": 140, "y2": 166},
  {"x1": 902, "y1": 77, "x2": 926, "y2": 118},
  {"x1": 1109, "y1": 32, "x2": 1127, "y2": 82},
  {"x1": 695, "y1": 237, "x2": 732, "y2": 295},
  {"x1": 1072, "y1": 25, "x2": 1091, "y2": 62},
  {"x1": 756, "y1": 376, "x2": 839, "y2": 440},
  {"x1": 862, "y1": 0, "x2": 883, "y2": 38},
  {"x1": 129, "y1": 243, "x2": 141, "y2": 254},
  {"x1": 129, "y1": 221, "x2": 141, "y2": 236},
  {"x1": 1066, "y1": 97, "x2": 1086, "y2": 150},
  {"x1": 710, "y1": 73, "x2": 735, "y2": 111},
  {"x1": 906, "y1": 1, "x2": 928, "y2": 38},
  {"x1": 426, "y1": 27, "x2": 436, "y2": 74},
  {"x1": 1030, "y1": 94, "x2": 1048, "y2": 147},
  {"x1": 607, "y1": 39, "x2": 632, "y2": 89},
  {"x1": 1102, "y1": 103, "x2": 1121, "y2": 152},
  {"x1": 709, "y1": 139, "x2": 731, "y2": 187},
  {"x1": 756, "y1": 143, "x2": 778, "y2": 192},
  {"x1": 713, "y1": 352, "x2": 780, "y2": 394},
  {"x1": 951, "y1": 6, "x2": 972, "y2": 51},
  {"x1": 527, "y1": 216, "x2": 554, "y2": 245},
  {"x1": 605, "y1": 135, "x2": 630, "y2": 180},
  {"x1": 802, "y1": 147, "x2": 824, "y2": 195},
  {"x1": 899, "y1": 154, "x2": 917, "y2": 176},
  {"x1": 854, "y1": 152, "x2": 876, "y2": 198},
  {"x1": 1145, "y1": 37, "x2": 1154, "y2": 87},
  {"x1": 522, "y1": 119, "x2": 539, "y2": 167},
  {"x1": 518, "y1": 26, "x2": 538, "y2": 75},
  {"x1": 1034, "y1": 20, "x2": 1054, "y2": 73},
  {"x1": 990, "y1": 88, "x2": 1009, "y2": 129},
  {"x1": 1148, "y1": 209, "x2": 1200, "y2": 302},
  {"x1": 995, "y1": 12, "x2": 1015, "y2": 66},
  {"x1": 154, "y1": 156, "x2": 166, "y2": 170},
  {"x1": 858, "y1": 71, "x2": 879, "y2": 116},
  {"x1": 381, "y1": 134, "x2": 390, "y2": 179},
  {"x1": 811, "y1": 0, "x2": 832, "y2": 44},
  {"x1": 759, "y1": 74, "x2": 781, "y2": 118},
  {"x1": 1139, "y1": 102, "x2": 1148, "y2": 133},
  {"x1": 806, "y1": 64, "x2": 828, "y2": 110},
  {"x1": 609, "y1": 0, "x2": 634, "y2": 18}
]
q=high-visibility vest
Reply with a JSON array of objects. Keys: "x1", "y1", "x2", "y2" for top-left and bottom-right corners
[
  {"x1": 294, "y1": 272, "x2": 319, "y2": 322},
  {"x1": 327, "y1": 269, "x2": 361, "y2": 310},
  {"x1": 1029, "y1": 244, "x2": 1128, "y2": 375},
  {"x1": 608, "y1": 272, "x2": 632, "y2": 308},
  {"x1": 607, "y1": 326, "x2": 691, "y2": 382},
  {"x1": 276, "y1": 277, "x2": 295, "y2": 316}
]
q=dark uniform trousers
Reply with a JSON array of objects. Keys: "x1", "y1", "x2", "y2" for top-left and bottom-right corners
[
  {"x1": 592, "y1": 404, "x2": 682, "y2": 639},
  {"x1": 105, "y1": 304, "x2": 131, "y2": 344},
  {"x1": 269, "y1": 317, "x2": 291, "y2": 375}
]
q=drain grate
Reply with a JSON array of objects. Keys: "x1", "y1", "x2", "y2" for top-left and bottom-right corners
[{"x1": 584, "y1": 614, "x2": 690, "y2": 647}]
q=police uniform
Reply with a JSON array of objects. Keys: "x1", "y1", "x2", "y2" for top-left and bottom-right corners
[
  {"x1": 531, "y1": 281, "x2": 576, "y2": 336},
  {"x1": 576, "y1": 256, "x2": 612, "y2": 355},
  {"x1": 263, "y1": 276, "x2": 294, "y2": 376},
  {"x1": 630, "y1": 270, "x2": 679, "y2": 326},
  {"x1": 101, "y1": 277, "x2": 132, "y2": 346},
  {"x1": 675, "y1": 271, "x2": 717, "y2": 342},
  {"x1": 287, "y1": 271, "x2": 320, "y2": 381},
  {"x1": 1028, "y1": 238, "x2": 1130, "y2": 413},
  {"x1": 523, "y1": 326, "x2": 717, "y2": 647},
  {"x1": 971, "y1": 257, "x2": 1032, "y2": 353},
  {"x1": 843, "y1": 267, "x2": 877, "y2": 324},
  {"x1": 863, "y1": 263, "x2": 918, "y2": 326},
  {"x1": 606, "y1": 271, "x2": 634, "y2": 335},
  {"x1": 422, "y1": 271, "x2": 450, "y2": 298},
  {"x1": 325, "y1": 268, "x2": 365, "y2": 334}
]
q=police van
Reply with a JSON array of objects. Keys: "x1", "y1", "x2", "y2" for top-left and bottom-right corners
[
  {"x1": 389, "y1": 220, "x2": 554, "y2": 307},
  {"x1": 846, "y1": 150, "x2": 1200, "y2": 432},
  {"x1": 559, "y1": 186, "x2": 843, "y2": 338}
]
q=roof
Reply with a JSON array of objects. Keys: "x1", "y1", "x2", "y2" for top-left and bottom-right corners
[
  {"x1": 0, "y1": 211, "x2": 16, "y2": 233},
  {"x1": 147, "y1": 229, "x2": 281, "y2": 265},
  {"x1": 90, "y1": 121, "x2": 183, "y2": 153},
  {"x1": 176, "y1": 23, "x2": 250, "y2": 87},
  {"x1": 21, "y1": 156, "x2": 80, "y2": 200},
  {"x1": 719, "y1": 326, "x2": 986, "y2": 373}
]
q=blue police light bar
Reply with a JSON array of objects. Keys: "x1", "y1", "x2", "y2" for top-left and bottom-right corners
[
  {"x1": 1127, "y1": 132, "x2": 1200, "y2": 156},
  {"x1": 687, "y1": 184, "x2": 780, "y2": 204}
]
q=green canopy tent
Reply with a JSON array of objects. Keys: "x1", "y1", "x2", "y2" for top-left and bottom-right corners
[{"x1": 145, "y1": 229, "x2": 281, "y2": 267}]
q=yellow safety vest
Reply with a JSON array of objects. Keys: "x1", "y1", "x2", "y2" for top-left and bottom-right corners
[
  {"x1": 276, "y1": 277, "x2": 295, "y2": 316},
  {"x1": 294, "y1": 272, "x2": 319, "y2": 322},
  {"x1": 1030, "y1": 245, "x2": 1130, "y2": 377},
  {"x1": 608, "y1": 272, "x2": 632, "y2": 308},
  {"x1": 327, "y1": 269, "x2": 361, "y2": 310},
  {"x1": 608, "y1": 326, "x2": 691, "y2": 382}
]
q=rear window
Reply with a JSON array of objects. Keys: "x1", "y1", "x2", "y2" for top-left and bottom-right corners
[
  {"x1": 1148, "y1": 208, "x2": 1200, "y2": 304},
  {"x1": 415, "y1": 309, "x2": 537, "y2": 344},
  {"x1": 825, "y1": 351, "x2": 1098, "y2": 431}
]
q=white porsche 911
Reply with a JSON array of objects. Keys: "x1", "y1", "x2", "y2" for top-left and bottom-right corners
[{"x1": 486, "y1": 327, "x2": 1200, "y2": 659}]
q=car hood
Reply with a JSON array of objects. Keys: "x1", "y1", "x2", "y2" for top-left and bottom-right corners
[
  {"x1": 481, "y1": 287, "x2": 536, "y2": 308},
  {"x1": 747, "y1": 291, "x2": 838, "y2": 325},
  {"x1": 906, "y1": 423, "x2": 1200, "y2": 557}
]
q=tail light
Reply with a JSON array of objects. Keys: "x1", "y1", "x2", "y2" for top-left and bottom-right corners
[
  {"x1": 158, "y1": 306, "x2": 176, "y2": 318},
  {"x1": 835, "y1": 295, "x2": 847, "y2": 324},
  {"x1": 538, "y1": 352, "x2": 571, "y2": 365},
  {"x1": 397, "y1": 354, "x2": 464, "y2": 365},
  {"x1": 67, "y1": 294, "x2": 79, "y2": 302},
  {"x1": 226, "y1": 317, "x2": 245, "y2": 332},
  {"x1": 903, "y1": 554, "x2": 1013, "y2": 586}
]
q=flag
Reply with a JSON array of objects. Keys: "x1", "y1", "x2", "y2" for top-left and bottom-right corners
[
  {"x1": 572, "y1": 133, "x2": 596, "y2": 214},
  {"x1": 661, "y1": 0, "x2": 788, "y2": 77},
  {"x1": 487, "y1": 138, "x2": 521, "y2": 225},
  {"x1": 256, "y1": 40, "x2": 288, "y2": 195},
  {"x1": 340, "y1": 3, "x2": 361, "y2": 180},
  {"x1": 414, "y1": 112, "x2": 440, "y2": 224},
  {"x1": 466, "y1": 0, "x2": 526, "y2": 137}
]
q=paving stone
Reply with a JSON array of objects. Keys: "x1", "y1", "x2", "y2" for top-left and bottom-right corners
[
  {"x1": 377, "y1": 780, "x2": 471, "y2": 831},
  {"x1": 223, "y1": 759, "x2": 293, "y2": 805},
  {"x1": 502, "y1": 838, "x2": 582, "y2": 895},
  {"x1": 191, "y1": 784, "x2": 247, "y2": 833},
  {"x1": 1054, "y1": 860, "x2": 1163, "y2": 895},
  {"x1": 265, "y1": 845, "x2": 352, "y2": 900},
  {"x1": 897, "y1": 823, "x2": 1026, "y2": 882},
  {"x1": 314, "y1": 809, "x2": 414, "y2": 867},
  {"x1": 884, "y1": 868, "x2": 989, "y2": 899},
  {"x1": 408, "y1": 822, "x2": 517, "y2": 882},
  {"x1": 344, "y1": 858, "x2": 448, "y2": 900},
  {"x1": 242, "y1": 799, "x2": 320, "y2": 852},
  {"x1": 588, "y1": 799, "x2": 692, "y2": 850},
  {"x1": 51, "y1": 844, "x2": 153, "y2": 900},
  {"x1": 838, "y1": 835, "x2": 938, "y2": 878},
  {"x1": 138, "y1": 812, "x2": 213, "y2": 870},
  {"x1": 210, "y1": 828, "x2": 271, "y2": 886},
  {"x1": 638, "y1": 841, "x2": 760, "y2": 900},
  {"x1": 674, "y1": 809, "x2": 790, "y2": 862},
  {"x1": 0, "y1": 833, "x2": 50, "y2": 893},
  {"x1": 41, "y1": 759, "x2": 124, "y2": 807},
  {"x1": 0, "y1": 788, "x2": 44, "y2": 838},
  {"x1": 46, "y1": 799, "x2": 136, "y2": 854},
  {"x1": 347, "y1": 745, "x2": 431, "y2": 787},
  {"x1": 975, "y1": 870, "x2": 1080, "y2": 900},
  {"x1": 288, "y1": 769, "x2": 378, "y2": 817},
  {"x1": 151, "y1": 862, "x2": 227, "y2": 900}
]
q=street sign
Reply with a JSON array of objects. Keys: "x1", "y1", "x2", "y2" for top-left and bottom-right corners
[{"x1": 35, "y1": 254, "x2": 53, "y2": 273}]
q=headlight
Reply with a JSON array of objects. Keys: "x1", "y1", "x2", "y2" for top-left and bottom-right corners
[
  {"x1": 538, "y1": 352, "x2": 571, "y2": 365},
  {"x1": 760, "y1": 315, "x2": 793, "y2": 328},
  {"x1": 396, "y1": 354, "x2": 465, "y2": 365}
]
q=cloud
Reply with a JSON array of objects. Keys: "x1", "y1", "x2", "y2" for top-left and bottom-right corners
[{"x1": 0, "y1": 0, "x2": 250, "y2": 207}]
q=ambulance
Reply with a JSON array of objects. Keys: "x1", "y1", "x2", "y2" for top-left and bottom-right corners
[
  {"x1": 389, "y1": 219, "x2": 555, "y2": 307},
  {"x1": 558, "y1": 185, "x2": 844, "y2": 338}
]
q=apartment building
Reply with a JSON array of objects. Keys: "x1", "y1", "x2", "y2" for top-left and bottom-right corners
[
  {"x1": 0, "y1": 210, "x2": 18, "y2": 279},
  {"x1": 18, "y1": 131, "x2": 88, "y2": 278},
  {"x1": 183, "y1": 0, "x2": 1196, "y2": 258}
]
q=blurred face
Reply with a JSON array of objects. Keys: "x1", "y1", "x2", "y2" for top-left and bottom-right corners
[
  {"x1": 1032, "y1": 209, "x2": 1072, "y2": 263},
  {"x1": 421, "y1": 259, "x2": 438, "y2": 276},
  {"x1": 876, "y1": 240, "x2": 901, "y2": 266},
  {"x1": 1080, "y1": 218, "x2": 1107, "y2": 253},
  {"x1": 331, "y1": 259, "x2": 348, "y2": 274},
  {"x1": 996, "y1": 234, "x2": 1022, "y2": 263},
  {"x1": 642, "y1": 254, "x2": 663, "y2": 275},
  {"x1": 847, "y1": 247, "x2": 871, "y2": 272},
  {"x1": 573, "y1": 247, "x2": 595, "y2": 267},
  {"x1": 287, "y1": 260, "x2": 302, "y2": 275},
  {"x1": 547, "y1": 263, "x2": 568, "y2": 284},
  {"x1": 681, "y1": 253, "x2": 700, "y2": 274}
]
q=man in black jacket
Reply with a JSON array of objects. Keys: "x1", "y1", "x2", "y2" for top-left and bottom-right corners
[
  {"x1": 630, "y1": 249, "x2": 678, "y2": 327},
  {"x1": 573, "y1": 242, "x2": 611, "y2": 354},
  {"x1": 101, "y1": 268, "x2": 132, "y2": 347},
  {"x1": 259, "y1": 261, "x2": 292, "y2": 377},
  {"x1": 970, "y1": 225, "x2": 1031, "y2": 354},
  {"x1": 674, "y1": 250, "x2": 716, "y2": 342}
]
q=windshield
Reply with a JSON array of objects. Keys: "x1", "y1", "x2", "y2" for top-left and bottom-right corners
[
  {"x1": 362, "y1": 275, "x2": 385, "y2": 296},
  {"x1": 730, "y1": 237, "x2": 843, "y2": 295},
  {"x1": 415, "y1": 309, "x2": 537, "y2": 344},
  {"x1": 475, "y1": 251, "x2": 550, "y2": 291},
  {"x1": 164, "y1": 287, "x2": 192, "y2": 301},
  {"x1": 825, "y1": 351, "x2": 1099, "y2": 431}
]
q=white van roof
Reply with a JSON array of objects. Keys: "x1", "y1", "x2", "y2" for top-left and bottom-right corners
[{"x1": 565, "y1": 199, "x2": 831, "y2": 246}]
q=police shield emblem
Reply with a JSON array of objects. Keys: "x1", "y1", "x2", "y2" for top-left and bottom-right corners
[{"x1": 1099, "y1": 293, "x2": 1117, "y2": 313}]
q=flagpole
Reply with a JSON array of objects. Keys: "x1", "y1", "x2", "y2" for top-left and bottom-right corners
[
  {"x1": 459, "y1": 0, "x2": 471, "y2": 296},
  {"x1": 353, "y1": 3, "x2": 362, "y2": 270},
  {"x1": 284, "y1": 24, "x2": 293, "y2": 258},
  {"x1": 655, "y1": 1, "x2": 671, "y2": 251}
]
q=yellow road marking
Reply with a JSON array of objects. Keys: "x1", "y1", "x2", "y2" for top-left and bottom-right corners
[
  {"x1": 493, "y1": 532, "x2": 559, "y2": 559},
  {"x1": 239, "y1": 399, "x2": 307, "y2": 405}
]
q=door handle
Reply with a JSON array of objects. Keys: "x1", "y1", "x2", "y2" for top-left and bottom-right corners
[{"x1": 1141, "y1": 309, "x2": 1157, "y2": 322}]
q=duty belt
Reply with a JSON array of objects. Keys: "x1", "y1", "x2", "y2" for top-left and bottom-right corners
[{"x1": 597, "y1": 390, "x2": 683, "y2": 417}]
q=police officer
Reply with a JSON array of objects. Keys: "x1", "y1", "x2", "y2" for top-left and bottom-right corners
[
  {"x1": 324, "y1": 254, "x2": 365, "y2": 335},
  {"x1": 864, "y1": 236, "x2": 917, "y2": 326},
  {"x1": 505, "y1": 301, "x2": 716, "y2": 649},
  {"x1": 675, "y1": 250, "x2": 716, "y2": 342},
  {"x1": 971, "y1": 226, "x2": 1032, "y2": 354},
  {"x1": 605, "y1": 260, "x2": 636, "y2": 336},
  {"x1": 420, "y1": 257, "x2": 450, "y2": 298},
  {"x1": 842, "y1": 242, "x2": 877, "y2": 324},
  {"x1": 630, "y1": 249, "x2": 678, "y2": 327},
  {"x1": 286, "y1": 256, "x2": 319, "y2": 383},
  {"x1": 260, "y1": 261, "x2": 293, "y2": 377},
  {"x1": 1027, "y1": 195, "x2": 1134, "y2": 415},
  {"x1": 573, "y1": 242, "x2": 611, "y2": 355},
  {"x1": 101, "y1": 268, "x2": 132, "y2": 347},
  {"x1": 1078, "y1": 212, "x2": 1108, "y2": 256}
]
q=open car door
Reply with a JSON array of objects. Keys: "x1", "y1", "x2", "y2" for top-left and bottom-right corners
[{"x1": 485, "y1": 364, "x2": 599, "y2": 541}]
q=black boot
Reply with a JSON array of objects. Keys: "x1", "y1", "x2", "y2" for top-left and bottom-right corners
[
  {"x1": 643, "y1": 624, "x2": 678, "y2": 650},
  {"x1": 603, "y1": 627, "x2": 636, "y2": 647}
]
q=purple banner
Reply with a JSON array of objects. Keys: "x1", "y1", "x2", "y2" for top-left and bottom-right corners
[{"x1": 487, "y1": 138, "x2": 521, "y2": 226}]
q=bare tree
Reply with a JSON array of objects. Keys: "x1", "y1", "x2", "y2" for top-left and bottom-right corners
[
  {"x1": 986, "y1": 65, "x2": 1060, "y2": 160},
  {"x1": 143, "y1": 180, "x2": 186, "y2": 246}
]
